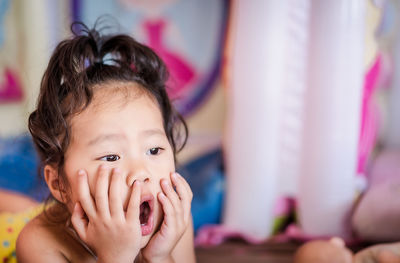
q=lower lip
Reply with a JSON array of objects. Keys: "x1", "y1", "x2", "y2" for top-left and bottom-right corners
[{"x1": 141, "y1": 212, "x2": 154, "y2": 236}]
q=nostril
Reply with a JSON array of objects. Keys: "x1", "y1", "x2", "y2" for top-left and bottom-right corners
[{"x1": 126, "y1": 176, "x2": 150, "y2": 187}]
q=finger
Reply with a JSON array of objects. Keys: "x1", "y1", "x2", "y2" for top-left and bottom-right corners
[
  {"x1": 378, "y1": 250, "x2": 400, "y2": 263},
  {"x1": 71, "y1": 202, "x2": 88, "y2": 242},
  {"x1": 109, "y1": 168, "x2": 124, "y2": 219},
  {"x1": 171, "y1": 173, "x2": 192, "y2": 222},
  {"x1": 76, "y1": 169, "x2": 96, "y2": 218},
  {"x1": 354, "y1": 248, "x2": 378, "y2": 263},
  {"x1": 158, "y1": 191, "x2": 175, "y2": 227},
  {"x1": 161, "y1": 178, "x2": 181, "y2": 214},
  {"x1": 176, "y1": 173, "x2": 193, "y2": 202},
  {"x1": 94, "y1": 165, "x2": 110, "y2": 219},
  {"x1": 126, "y1": 180, "x2": 141, "y2": 223},
  {"x1": 329, "y1": 237, "x2": 345, "y2": 247}
]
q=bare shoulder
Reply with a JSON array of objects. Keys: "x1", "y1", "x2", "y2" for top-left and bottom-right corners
[
  {"x1": 17, "y1": 211, "x2": 97, "y2": 263},
  {"x1": 16, "y1": 212, "x2": 68, "y2": 262},
  {"x1": 172, "y1": 217, "x2": 196, "y2": 263}
]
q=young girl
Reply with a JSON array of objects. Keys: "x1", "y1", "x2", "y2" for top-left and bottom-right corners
[{"x1": 15, "y1": 22, "x2": 195, "y2": 263}]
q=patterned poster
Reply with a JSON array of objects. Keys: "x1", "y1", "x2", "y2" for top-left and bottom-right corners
[{"x1": 73, "y1": 0, "x2": 229, "y2": 115}]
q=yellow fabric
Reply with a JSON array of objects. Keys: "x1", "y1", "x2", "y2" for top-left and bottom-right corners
[{"x1": 0, "y1": 205, "x2": 43, "y2": 263}]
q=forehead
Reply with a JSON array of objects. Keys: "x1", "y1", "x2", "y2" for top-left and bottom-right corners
[
  {"x1": 82, "y1": 81, "x2": 161, "y2": 115},
  {"x1": 69, "y1": 82, "x2": 164, "y2": 140},
  {"x1": 90, "y1": 81, "x2": 151, "y2": 109}
]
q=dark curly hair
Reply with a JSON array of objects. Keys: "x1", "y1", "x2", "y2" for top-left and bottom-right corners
[{"x1": 28, "y1": 22, "x2": 188, "y2": 215}]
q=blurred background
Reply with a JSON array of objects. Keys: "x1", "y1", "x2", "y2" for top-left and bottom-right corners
[{"x1": 2, "y1": 0, "x2": 400, "y2": 261}]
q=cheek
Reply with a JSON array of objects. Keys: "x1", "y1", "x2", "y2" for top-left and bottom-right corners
[
  {"x1": 150, "y1": 156, "x2": 175, "y2": 184},
  {"x1": 64, "y1": 156, "x2": 102, "y2": 189},
  {"x1": 162, "y1": 149, "x2": 176, "y2": 173}
]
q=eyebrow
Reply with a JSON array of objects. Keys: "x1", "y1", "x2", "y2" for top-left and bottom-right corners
[{"x1": 87, "y1": 129, "x2": 165, "y2": 146}]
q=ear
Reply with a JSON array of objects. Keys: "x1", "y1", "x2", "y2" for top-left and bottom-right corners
[{"x1": 44, "y1": 164, "x2": 67, "y2": 204}]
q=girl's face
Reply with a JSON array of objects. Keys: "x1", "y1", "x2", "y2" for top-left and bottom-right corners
[{"x1": 59, "y1": 83, "x2": 175, "y2": 248}]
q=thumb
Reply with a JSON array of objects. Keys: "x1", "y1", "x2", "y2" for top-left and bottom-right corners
[{"x1": 71, "y1": 202, "x2": 88, "y2": 242}]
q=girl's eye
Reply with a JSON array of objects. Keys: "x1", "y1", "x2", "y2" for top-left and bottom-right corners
[
  {"x1": 99, "y1": 155, "x2": 120, "y2": 162},
  {"x1": 147, "y1": 147, "x2": 164, "y2": 156}
]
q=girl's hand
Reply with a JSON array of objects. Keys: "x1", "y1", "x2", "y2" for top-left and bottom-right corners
[
  {"x1": 71, "y1": 166, "x2": 142, "y2": 263},
  {"x1": 354, "y1": 243, "x2": 400, "y2": 263},
  {"x1": 141, "y1": 172, "x2": 193, "y2": 263}
]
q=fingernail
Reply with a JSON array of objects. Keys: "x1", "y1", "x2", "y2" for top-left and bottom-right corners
[
  {"x1": 78, "y1": 169, "x2": 85, "y2": 176},
  {"x1": 172, "y1": 172, "x2": 178, "y2": 180},
  {"x1": 113, "y1": 167, "x2": 120, "y2": 173},
  {"x1": 162, "y1": 179, "x2": 169, "y2": 186},
  {"x1": 134, "y1": 180, "x2": 141, "y2": 187},
  {"x1": 159, "y1": 192, "x2": 166, "y2": 199}
]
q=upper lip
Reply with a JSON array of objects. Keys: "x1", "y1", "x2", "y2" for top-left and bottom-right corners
[
  {"x1": 140, "y1": 194, "x2": 154, "y2": 209},
  {"x1": 123, "y1": 193, "x2": 154, "y2": 212}
]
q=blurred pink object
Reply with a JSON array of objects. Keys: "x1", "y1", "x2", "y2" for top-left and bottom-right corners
[
  {"x1": 357, "y1": 55, "x2": 382, "y2": 175},
  {"x1": 352, "y1": 150, "x2": 400, "y2": 241},
  {"x1": 0, "y1": 68, "x2": 23, "y2": 102},
  {"x1": 273, "y1": 196, "x2": 295, "y2": 216},
  {"x1": 284, "y1": 224, "x2": 330, "y2": 241},
  {"x1": 144, "y1": 19, "x2": 196, "y2": 98},
  {"x1": 194, "y1": 225, "x2": 265, "y2": 247}
]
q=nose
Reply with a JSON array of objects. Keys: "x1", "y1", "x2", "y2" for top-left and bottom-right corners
[{"x1": 125, "y1": 160, "x2": 150, "y2": 187}]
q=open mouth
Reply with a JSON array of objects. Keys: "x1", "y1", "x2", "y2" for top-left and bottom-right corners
[
  {"x1": 139, "y1": 195, "x2": 154, "y2": 236},
  {"x1": 140, "y1": 201, "x2": 150, "y2": 225}
]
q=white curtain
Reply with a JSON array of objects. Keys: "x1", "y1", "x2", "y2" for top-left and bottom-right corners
[{"x1": 223, "y1": 0, "x2": 365, "y2": 239}]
